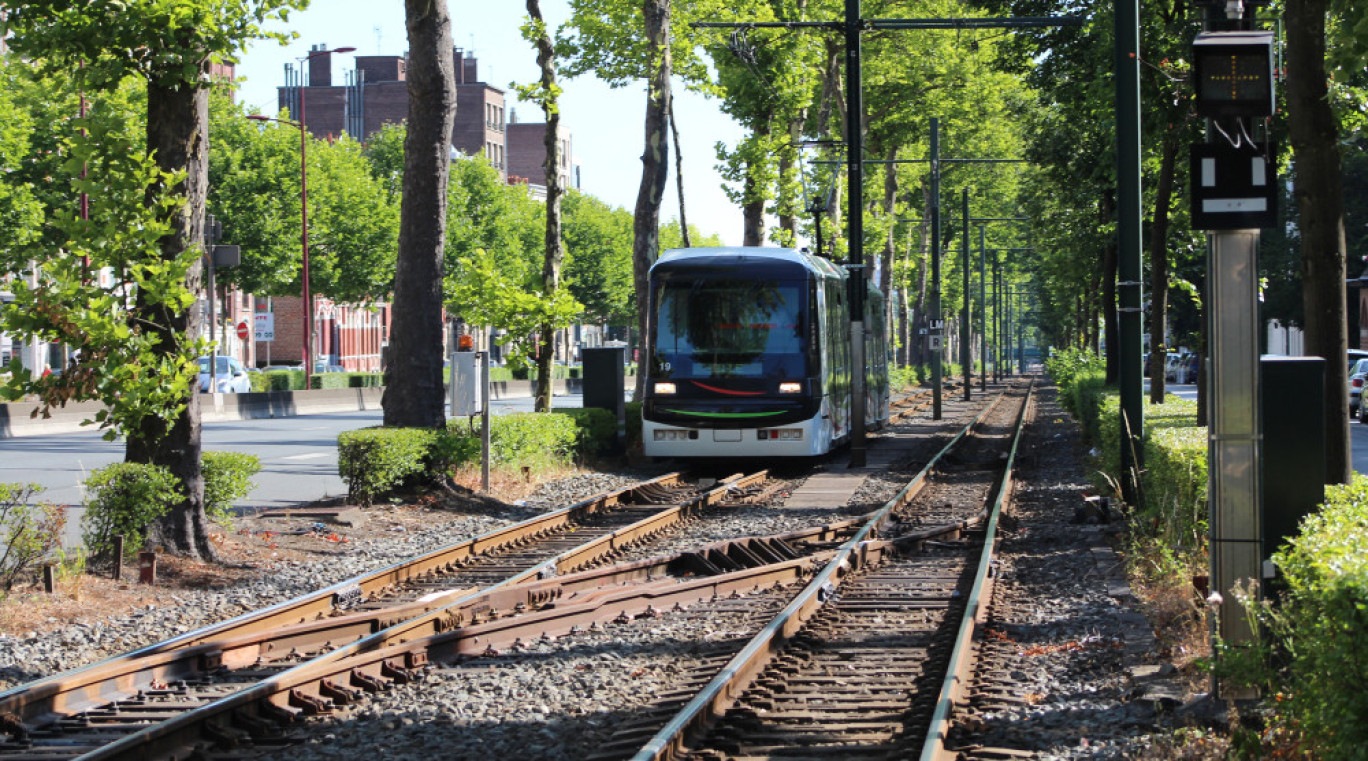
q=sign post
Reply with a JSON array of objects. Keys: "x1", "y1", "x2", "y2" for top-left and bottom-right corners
[{"x1": 1190, "y1": 12, "x2": 1275, "y2": 690}]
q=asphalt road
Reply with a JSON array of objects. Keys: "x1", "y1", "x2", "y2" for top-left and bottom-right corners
[{"x1": 0, "y1": 393, "x2": 585, "y2": 530}]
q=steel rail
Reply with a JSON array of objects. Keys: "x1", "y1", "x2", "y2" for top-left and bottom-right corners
[
  {"x1": 82, "y1": 551, "x2": 833, "y2": 760},
  {"x1": 0, "y1": 473, "x2": 775, "y2": 759},
  {"x1": 919, "y1": 380, "x2": 1035, "y2": 761},
  {"x1": 0, "y1": 472, "x2": 732, "y2": 734},
  {"x1": 628, "y1": 386, "x2": 1018, "y2": 760}
]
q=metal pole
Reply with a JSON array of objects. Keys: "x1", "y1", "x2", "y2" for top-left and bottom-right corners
[
  {"x1": 845, "y1": 0, "x2": 867, "y2": 468},
  {"x1": 961, "y1": 189, "x2": 971, "y2": 401},
  {"x1": 481, "y1": 349, "x2": 491, "y2": 492},
  {"x1": 930, "y1": 118, "x2": 942, "y2": 420},
  {"x1": 299, "y1": 91, "x2": 312, "y2": 389},
  {"x1": 979, "y1": 226, "x2": 987, "y2": 389},
  {"x1": 1115, "y1": 0, "x2": 1145, "y2": 504},
  {"x1": 995, "y1": 254, "x2": 1003, "y2": 379}
]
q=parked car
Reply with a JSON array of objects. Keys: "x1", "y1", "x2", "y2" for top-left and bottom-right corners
[
  {"x1": 1173, "y1": 354, "x2": 1198, "y2": 385},
  {"x1": 197, "y1": 355, "x2": 251, "y2": 393},
  {"x1": 258, "y1": 365, "x2": 300, "y2": 373},
  {"x1": 1352, "y1": 357, "x2": 1368, "y2": 417}
]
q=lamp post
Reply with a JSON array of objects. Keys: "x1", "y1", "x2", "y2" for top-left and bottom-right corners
[{"x1": 247, "y1": 45, "x2": 353, "y2": 389}]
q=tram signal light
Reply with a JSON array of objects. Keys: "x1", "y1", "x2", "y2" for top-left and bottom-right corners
[
  {"x1": 456, "y1": 334, "x2": 474, "y2": 352},
  {"x1": 1192, "y1": 30, "x2": 1275, "y2": 118}
]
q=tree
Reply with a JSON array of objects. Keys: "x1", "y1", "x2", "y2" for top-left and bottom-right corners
[
  {"x1": 562, "y1": 190, "x2": 635, "y2": 330},
  {"x1": 560, "y1": 0, "x2": 724, "y2": 399},
  {"x1": 384, "y1": 0, "x2": 457, "y2": 430},
  {"x1": 3, "y1": 0, "x2": 304, "y2": 561},
  {"x1": 519, "y1": 0, "x2": 568, "y2": 412},
  {"x1": 0, "y1": 62, "x2": 48, "y2": 259}
]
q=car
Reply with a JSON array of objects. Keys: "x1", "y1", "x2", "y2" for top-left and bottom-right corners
[
  {"x1": 258, "y1": 365, "x2": 301, "y2": 373},
  {"x1": 1352, "y1": 357, "x2": 1368, "y2": 418},
  {"x1": 197, "y1": 355, "x2": 251, "y2": 393}
]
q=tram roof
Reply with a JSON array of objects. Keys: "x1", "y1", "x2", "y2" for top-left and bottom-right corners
[{"x1": 652, "y1": 246, "x2": 845, "y2": 279}]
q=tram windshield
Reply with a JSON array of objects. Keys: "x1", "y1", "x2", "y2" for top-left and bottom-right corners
[{"x1": 652, "y1": 279, "x2": 809, "y2": 378}]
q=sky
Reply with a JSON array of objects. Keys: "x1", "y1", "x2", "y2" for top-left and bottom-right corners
[{"x1": 234, "y1": 0, "x2": 746, "y2": 245}]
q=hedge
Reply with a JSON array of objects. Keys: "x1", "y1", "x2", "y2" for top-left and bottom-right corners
[
  {"x1": 1250, "y1": 476, "x2": 1368, "y2": 759},
  {"x1": 337, "y1": 427, "x2": 441, "y2": 506},
  {"x1": 311, "y1": 371, "x2": 383, "y2": 390},
  {"x1": 202, "y1": 451, "x2": 262, "y2": 529},
  {"x1": 553, "y1": 407, "x2": 619, "y2": 456}
]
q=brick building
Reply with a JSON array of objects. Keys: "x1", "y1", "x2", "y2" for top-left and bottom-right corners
[
  {"x1": 507, "y1": 115, "x2": 577, "y2": 195},
  {"x1": 277, "y1": 45, "x2": 511, "y2": 178}
]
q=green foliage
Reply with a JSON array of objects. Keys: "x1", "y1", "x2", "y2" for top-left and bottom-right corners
[
  {"x1": 0, "y1": 112, "x2": 206, "y2": 440},
  {"x1": 1046, "y1": 347, "x2": 1107, "y2": 429},
  {"x1": 554, "y1": 407, "x2": 619, "y2": 456},
  {"x1": 889, "y1": 365, "x2": 918, "y2": 392},
  {"x1": 201, "y1": 451, "x2": 261, "y2": 529},
  {"x1": 310, "y1": 372, "x2": 384, "y2": 390},
  {"x1": 1142, "y1": 399, "x2": 1208, "y2": 550},
  {"x1": 251, "y1": 370, "x2": 305, "y2": 392},
  {"x1": 562, "y1": 190, "x2": 635, "y2": 327},
  {"x1": 210, "y1": 93, "x2": 399, "y2": 303},
  {"x1": 443, "y1": 412, "x2": 582, "y2": 469},
  {"x1": 337, "y1": 427, "x2": 441, "y2": 506},
  {"x1": 81, "y1": 462, "x2": 180, "y2": 560},
  {"x1": 625, "y1": 401, "x2": 643, "y2": 451},
  {"x1": 0, "y1": 483, "x2": 65, "y2": 591},
  {"x1": 1220, "y1": 476, "x2": 1368, "y2": 759}
]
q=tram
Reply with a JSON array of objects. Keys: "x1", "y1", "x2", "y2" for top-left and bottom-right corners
[{"x1": 641, "y1": 246, "x2": 889, "y2": 458}]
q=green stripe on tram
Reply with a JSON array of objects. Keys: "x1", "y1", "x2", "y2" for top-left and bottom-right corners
[{"x1": 664, "y1": 409, "x2": 785, "y2": 419}]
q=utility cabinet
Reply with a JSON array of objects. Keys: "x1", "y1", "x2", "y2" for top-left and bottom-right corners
[
  {"x1": 582, "y1": 347, "x2": 626, "y2": 418},
  {"x1": 1260, "y1": 356, "x2": 1325, "y2": 564}
]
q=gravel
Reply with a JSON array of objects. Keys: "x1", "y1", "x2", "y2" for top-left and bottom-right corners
[{"x1": 0, "y1": 391, "x2": 1196, "y2": 759}]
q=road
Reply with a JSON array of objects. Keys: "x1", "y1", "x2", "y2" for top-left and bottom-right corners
[{"x1": 0, "y1": 393, "x2": 587, "y2": 540}]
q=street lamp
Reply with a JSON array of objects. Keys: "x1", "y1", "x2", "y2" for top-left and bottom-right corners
[{"x1": 247, "y1": 45, "x2": 353, "y2": 390}]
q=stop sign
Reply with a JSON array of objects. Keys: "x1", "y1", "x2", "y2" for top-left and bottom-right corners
[{"x1": 236, "y1": 321, "x2": 250, "y2": 340}]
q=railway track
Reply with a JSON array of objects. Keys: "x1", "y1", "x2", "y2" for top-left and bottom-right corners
[
  {"x1": 0, "y1": 471, "x2": 813, "y2": 760},
  {"x1": 610, "y1": 381, "x2": 1033, "y2": 760},
  {"x1": 0, "y1": 377, "x2": 1005, "y2": 760}
]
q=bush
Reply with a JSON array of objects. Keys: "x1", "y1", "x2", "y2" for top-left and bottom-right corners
[
  {"x1": 202, "y1": 451, "x2": 262, "y2": 529},
  {"x1": 81, "y1": 462, "x2": 180, "y2": 560},
  {"x1": 0, "y1": 483, "x2": 65, "y2": 591},
  {"x1": 1236, "y1": 476, "x2": 1368, "y2": 759},
  {"x1": 554, "y1": 407, "x2": 619, "y2": 457},
  {"x1": 337, "y1": 427, "x2": 440, "y2": 506},
  {"x1": 625, "y1": 401, "x2": 643, "y2": 451},
  {"x1": 889, "y1": 365, "x2": 917, "y2": 392},
  {"x1": 443, "y1": 413, "x2": 581, "y2": 470},
  {"x1": 251, "y1": 370, "x2": 305, "y2": 392},
  {"x1": 311, "y1": 371, "x2": 383, "y2": 390}
]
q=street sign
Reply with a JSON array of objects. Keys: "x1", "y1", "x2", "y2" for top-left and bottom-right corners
[
  {"x1": 236, "y1": 321, "x2": 250, "y2": 341},
  {"x1": 254, "y1": 313, "x2": 274, "y2": 342},
  {"x1": 1190, "y1": 141, "x2": 1276, "y2": 230}
]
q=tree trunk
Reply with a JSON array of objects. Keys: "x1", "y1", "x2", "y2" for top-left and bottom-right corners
[
  {"x1": 742, "y1": 117, "x2": 770, "y2": 246},
  {"x1": 385, "y1": 0, "x2": 456, "y2": 429},
  {"x1": 667, "y1": 89, "x2": 690, "y2": 249},
  {"x1": 631, "y1": 0, "x2": 672, "y2": 402},
  {"x1": 1100, "y1": 191, "x2": 1119, "y2": 382},
  {"x1": 1287, "y1": 0, "x2": 1350, "y2": 483},
  {"x1": 879, "y1": 144, "x2": 898, "y2": 297},
  {"x1": 529, "y1": 0, "x2": 563, "y2": 414},
  {"x1": 132, "y1": 72, "x2": 211, "y2": 561},
  {"x1": 1148, "y1": 129, "x2": 1178, "y2": 403}
]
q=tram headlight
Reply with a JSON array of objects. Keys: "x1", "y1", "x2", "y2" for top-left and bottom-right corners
[
  {"x1": 778, "y1": 381, "x2": 802, "y2": 394},
  {"x1": 654, "y1": 382, "x2": 677, "y2": 395}
]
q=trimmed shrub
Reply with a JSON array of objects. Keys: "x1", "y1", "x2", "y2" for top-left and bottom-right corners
[
  {"x1": 81, "y1": 462, "x2": 180, "y2": 560},
  {"x1": 337, "y1": 427, "x2": 440, "y2": 506},
  {"x1": 625, "y1": 401, "x2": 643, "y2": 452},
  {"x1": 1242, "y1": 476, "x2": 1368, "y2": 759},
  {"x1": 0, "y1": 483, "x2": 65, "y2": 591},
  {"x1": 202, "y1": 451, "x2": 262, "y2": 529},
  {"x1": 251, "y1": 370, "x2": 305, "y2": 392},
  {"x1": 555, "y1": 407, "x2": 618, "y2": 457},
  {"x1": 311, "y1": 371, "x2": 383, "y2": 390},
  {"x1": 442, "y1": 413, "x2": 581, "y2": 470}
]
